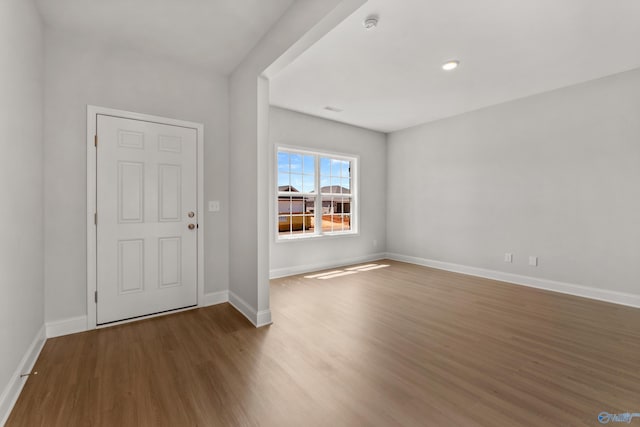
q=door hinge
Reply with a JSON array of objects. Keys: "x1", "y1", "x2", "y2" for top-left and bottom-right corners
[
  {"x1": 94, "y1": 135, "x2": 98, "y2": 147},
  {"x1": 94, "y1": 212, "x2": 97, "y2": 225},
  {"x1": 94, "y1": 291, "x2": 98, "y2": 303}
]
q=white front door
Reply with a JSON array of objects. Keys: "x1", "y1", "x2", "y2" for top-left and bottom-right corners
[{"x1": 96, "y1": 115, "x2": 198, "y2": 324}]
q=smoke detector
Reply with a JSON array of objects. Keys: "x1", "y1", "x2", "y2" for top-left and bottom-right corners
[{"x1": 363, "y1": 16, "x2": 379, "y2": 30}]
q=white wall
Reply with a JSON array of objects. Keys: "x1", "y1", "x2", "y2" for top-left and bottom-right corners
[
  {"x1": 229, "y1": 0, "x2": 367, "y2": 325},
  {"x1": 0, "y1": 0, "x2": 45, "y2": 409},
  {"x1": 269, "y1": 107, "x2": 386, "y2": 277},
  {"x1": 44, "y1": 30, "x2": 230, "y2": 323},
  {"x1": 387, "y1": 68, "x2": 640, "y2": 296}
]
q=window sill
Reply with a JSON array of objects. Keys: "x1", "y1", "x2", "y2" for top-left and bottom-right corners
[{"x1": 275, "y1": 231, "x2": 359, "y2": 243}]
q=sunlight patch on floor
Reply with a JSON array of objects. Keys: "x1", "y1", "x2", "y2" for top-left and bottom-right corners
[
  {"x1": 304, "y1": 264, "x2": 390, "y2": 280},
  {"x1": 317, "y1": 271, "x2": 359, "y2": 280}
]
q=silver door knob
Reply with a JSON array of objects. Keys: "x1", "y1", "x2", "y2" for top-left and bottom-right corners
[
  {"x1": 188, "y1": 224, "x2": 195, "y2": 230},
  {"x1": 187, "y1": 211, "x2": 195, "y2": 218}
]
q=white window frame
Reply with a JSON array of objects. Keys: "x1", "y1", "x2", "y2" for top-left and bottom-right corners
[{"x1": 275, "y1": 145, "x2": 358, "y2": 241}]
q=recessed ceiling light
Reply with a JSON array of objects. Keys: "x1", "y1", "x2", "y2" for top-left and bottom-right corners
[
  {"x1": 324, "y1": 106, "x2": 343, "y2": 113},
  {"x1": 442, "y1": 60, "x2": 460, "y2": 71},
  {"x1": 363, "y1": 16, "x2": 379, "y2": 30}
]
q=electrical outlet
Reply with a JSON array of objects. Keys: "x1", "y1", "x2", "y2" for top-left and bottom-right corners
[
  {"x1": 504, "y1": 253, "x2": 512, "y2": 263},
  {"x1": 208, "y1": 200, "x2": 220, "y2": 212},
  {"x1": 529, "y1": 256, "x2": 538, "y2": 266},
  {"x1": 373, "y1": 240, "x2": 378, "y2": 248}
]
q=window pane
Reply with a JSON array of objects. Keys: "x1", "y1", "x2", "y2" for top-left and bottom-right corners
[
  {"x1": 302, "y1": 175, "x2": 315, "y2": 193},
  {"x1": 321, "y1": 218, "x2": 333, "y2": 233},
  {"x1": 290, "y1": 153, "x2": 302, "y2": 173},
  {"x1": 320, "y1": 176, "x2": 330, "y2": 189},
  {"x1": 331, "y1": 159, "x2": 342, "y2": 176},
  {"x1": 321, "y1": 196, "x2": 332, "y2": 214},
  {"x1": 340, "y1": 177, "x2": 350, "y2": 194},
  {"x1": 304, "y1": 198, "x2": 316, "y2": 214},
  {"x1": 301, "y1": 215, "x2": 315, "y2": 234},
  {"x1": 293, "y1": 197, "x2": 306, "y2": 214},
  {"x1": 303, "y1": 155, "x2": 315, "y2": 176},
  {"x1": 301, "y1": 199, "x2": 315, "y2": 235},
  {"x1": 320, "y1": 158, "x2": 331, "y2": 177},
  {"x1": 330, "y1": 177, "x2": 342, "y2": 193},
  {"x1": 341, "y1": 160, "x2": 351, "y2": 177},
  {"x1": 321, "y1": 196, "x2": 335, "y2": 232},
  {"x1": 340, "y1": 214, "x2": 351, "y2": 231},
  {"x1": 337, "y1": 197, "x2": 349, "y2": 213},
  {"x1": 277, "y1": 152, "x2": 289, "y2": 172},
  {"x1": 278, "y1": 172, "x2": 290, "y2": 189},
  {"x1": 278, "y1": 215, "x2": 292, "y2": 234},
  {"x1": 338, "y1": 197, "x2": 352, "y2": 214},
  {"x1": 290, "y1": 174, "x2": 302, "y2": 193},
  {"x1": 294, "y1": 214, "x2": 310, "y2": 233},
  {"x1": 278, "y1": 197, "x2": 292, "y2": 215}
]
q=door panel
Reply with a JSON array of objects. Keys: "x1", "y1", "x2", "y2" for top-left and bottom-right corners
[
  {"x1": 159, "y1": 237, "x2": 181, "y2": 288},
  {"x1": 118, "y1": 162, "x2": 144, "y2": 223},
  {"x1": 118, "y1": 239, "x2": 144, "y2": 293},
  {"x1": 158, "y1": 164, "x2": 181, "y2": 222},
  {"x1": 96, "y1": 115, "x2": 197, "y2": 324}
]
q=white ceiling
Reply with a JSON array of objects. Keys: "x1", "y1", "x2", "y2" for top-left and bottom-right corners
[
  {"x1": 36, "y1": 0, "x2": 295, "y2": 74},
  {"x1": 270, "y1": 0, "x2": 640, "y2": 133}
]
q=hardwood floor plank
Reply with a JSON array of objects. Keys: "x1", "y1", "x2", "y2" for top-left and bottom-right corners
[{"x1": 7, "y1": 260, "x2": 640, "y2": 426}]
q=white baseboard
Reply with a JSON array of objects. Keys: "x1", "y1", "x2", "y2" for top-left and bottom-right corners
[
  {"x1": 269, "y1": 252, "x2": 387, "y2": 279},
  {"x1": 228, "y1": 291, "x2": 272, "y2": 327},
  {"x1": 255, "y1": 309, "x2": 273, "y2": 327},
  {"x1": 386, "y1": 253, "x2": 640, "y2": 309},
  {"x1": 0, "y1": 325, "x2": 46, "y2": 426},
  {"x1": 45, "y1": 293, "x2": 231, "y2": 339},
  {"x1": 46, "y1": 316, "x2": 88, "y2": 338},
  {"x1": 202, "y1": 290, "x2": 229, "y2": 307}
]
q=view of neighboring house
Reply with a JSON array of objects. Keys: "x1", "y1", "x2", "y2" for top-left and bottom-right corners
[
  {"x1": 277, "y1": 185, "x2": 351, "y2": 233},
  {"x1": 319, "y1": 186, "x2": 351, "y2": 215},
  {"x1": 277, "y1": 185, "x2": 313, "y2": 232},
  {"x1": 277, "y1": 185, "x2": 309, "y2": 214}
]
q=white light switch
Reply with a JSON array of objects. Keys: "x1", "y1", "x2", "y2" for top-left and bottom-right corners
[
  {"x1": 529, "y1": 256, "x2": 538, "y2": 266},
  {"x1": 208, "y1": 200, "x2": 220, "y2": 212}
]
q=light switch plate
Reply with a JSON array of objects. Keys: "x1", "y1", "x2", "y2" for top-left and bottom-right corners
[{"x1": 529, "y1": 256, "x2": 538, "y2": 266}]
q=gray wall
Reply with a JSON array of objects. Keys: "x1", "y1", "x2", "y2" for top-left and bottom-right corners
[
  {"x1": 44, "y1": 29, "x2": 230, "y2": 323},
  {"x1": 0, "y1": 0, "x2": 45, "y2": 401},
  {"x1": 269, "y1": 107, "x2": 386, "y2": 276},
  {"x1": 387, "y1": 68, "x2": 640, "y2": 295}
]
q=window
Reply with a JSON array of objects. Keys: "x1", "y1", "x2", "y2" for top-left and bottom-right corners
[{"x1": 277, "y1": 147, "x2": 356, "y2": 239}]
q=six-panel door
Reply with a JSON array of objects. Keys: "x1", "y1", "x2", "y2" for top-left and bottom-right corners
[{"x1": 96, "y1": 115, "x2": 197, "y2": 324}]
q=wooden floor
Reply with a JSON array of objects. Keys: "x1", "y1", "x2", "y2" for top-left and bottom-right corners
[{"x1": 8, "y1": 260, "x2": 640, "y2": 426}]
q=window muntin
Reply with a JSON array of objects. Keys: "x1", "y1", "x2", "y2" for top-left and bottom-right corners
[{"x1": 277, "y1": 148, "x2": 356, "y2": 239}]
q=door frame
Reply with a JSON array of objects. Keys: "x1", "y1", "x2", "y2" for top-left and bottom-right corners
[{"x1": 86, "y1": 105, "x2": 205, "y2": 330}]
